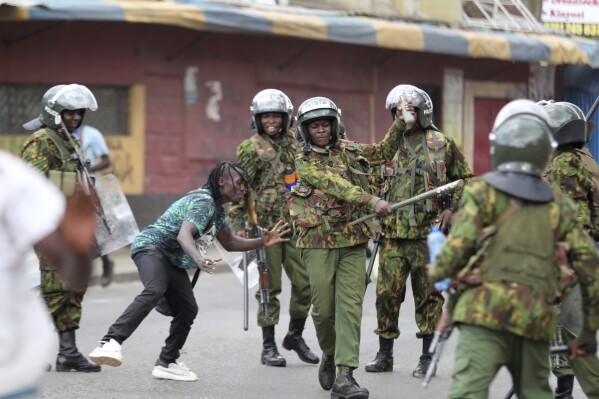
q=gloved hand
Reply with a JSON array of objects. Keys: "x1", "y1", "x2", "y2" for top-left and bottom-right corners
[{"x1": 570, "y1": 329, "x2": 598, "y2": 359}]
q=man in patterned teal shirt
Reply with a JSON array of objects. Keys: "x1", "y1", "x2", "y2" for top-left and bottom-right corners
[{"x1": 89, "y1": 162, "x2": 290, "y2": 381}]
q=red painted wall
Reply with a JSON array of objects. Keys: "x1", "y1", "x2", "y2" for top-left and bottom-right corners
[{"x1": 0, "y1": 21, "x2": 536, "y2": 196}]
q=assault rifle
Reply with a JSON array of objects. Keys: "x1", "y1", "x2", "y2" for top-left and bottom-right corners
[
  {"x1": 423, "y1": 286, "x2": 458, "y2": 388},
  {"x1": 365, "y1": 232, "x2": 383, "y2": 292},
  {"x1": 248, "y1": 201, "x2": 272, "y2": 324},
  {"x1": 63, "y1": 122, "x2": 112, "y2": 236},
  {"x1": 349, "y1": 180, "x2": 464, "y2": 226},
  {"x1": 502, "y1": 345, "x2": 572, "y2": 399}
]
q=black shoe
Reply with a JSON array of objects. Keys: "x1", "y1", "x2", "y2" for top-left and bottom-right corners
[
  {"x1": 365, "y1": 337, "x2": 393, "y2": 372},
  {"x1": 101, "y1": 257, "x2": 114, "y2": 287},
  {"x1": 331, "y1": 366, "x2": 369, "y2": 399},
  {"x1": 56, "y1": 353, "x2": 101, "y2": 372},
  {"x1": 319, "y1": 354, "x2": 335, "y2": 391},
  {"x1": 412, "y1": 337, "x2": 434, "y2": 378},
  {"x1": 412, "y1": 355, "x2": 434, "y2": 378},
  {"x1": 56, "y1": 329, "x2": 101, "y2": 372},
  {"x1": 261, "y1": 326, "x2": 286, "y2": 367},
  {"x1": 282, "y1": 318, "x2": 319, "y2": 364}
]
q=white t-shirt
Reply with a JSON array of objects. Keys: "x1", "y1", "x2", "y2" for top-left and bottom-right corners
[{"x1": 0, "y1": 151, "x2": 65, "y2": 395}]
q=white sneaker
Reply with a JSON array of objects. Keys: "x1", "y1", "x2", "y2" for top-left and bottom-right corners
[
  {"x1": 152, "y1": 360, "x2": 198, "y2": 382},
  {"x1": 89, "y1": 339, "x2": 123, "y2": 367}
]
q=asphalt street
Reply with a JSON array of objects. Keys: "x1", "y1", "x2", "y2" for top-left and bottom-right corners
[{"x1": 39, "y1": 250, "x2": 583, "y2": 399}]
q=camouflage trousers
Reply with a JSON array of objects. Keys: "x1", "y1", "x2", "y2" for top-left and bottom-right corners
[
  {"x1": 256, "y1": 239, "x2": 312, "y2": 327},
  {"x1": 40, "y1": 267, "x2": 86, "y2": 332},
  {"x1": 374, "y1": 238, "x2": 443, "y2": 339}
]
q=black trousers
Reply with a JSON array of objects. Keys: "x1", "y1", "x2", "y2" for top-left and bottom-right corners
[{"x1": 103, "y1": 247, "x2": 199, "y2": 363}]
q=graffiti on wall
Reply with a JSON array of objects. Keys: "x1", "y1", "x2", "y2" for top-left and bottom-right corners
[{"x1": 205, "y1": 80, "x2": 223, "y2": 122}]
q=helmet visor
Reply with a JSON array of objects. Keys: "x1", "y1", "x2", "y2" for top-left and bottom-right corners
[{"x1": 48, "y1": 84, "x2": 98, "y2": 111}]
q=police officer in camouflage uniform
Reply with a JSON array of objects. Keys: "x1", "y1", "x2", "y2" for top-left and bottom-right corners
[
  {"x1": 229, "y1": 89, "x2": 318, "y2": 367},
  {"x1": 365, "y1": 85, "x2": 473, "y2": 378},
  {"x1": 21, "y1": 84, "x2": 101, "y2": 372},
  {"x1": 541, "y1": 100, "x2": 599, "y2": 399},
  {"x1": 288, "y1": 96, "x2": 410, "y2": 399},
  {"x1": 429, "y1": 99, "x2": 599, "y2": 398}
]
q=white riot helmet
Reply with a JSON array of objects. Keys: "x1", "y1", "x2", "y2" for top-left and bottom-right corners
[
  {"x1": 296, "y1": 97, "x2": 341, "y2": 147},
  {"x1": 250, "y1": 89, "x2": 294, "y2": 136},
  {"x1": 385, "y1": 84, "x2": 435, "y2": 128},
  {"x1": 23, "y1": 84, "x2": 98, "y2": 131}
]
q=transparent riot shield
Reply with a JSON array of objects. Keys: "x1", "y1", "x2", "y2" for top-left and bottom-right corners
[{"x1": 94, "y1": 174, "x2": 139, "y2": 256}]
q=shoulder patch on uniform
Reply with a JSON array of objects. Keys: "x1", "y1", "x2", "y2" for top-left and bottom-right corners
[
  {"x1": 249, "y1": 133, "x2": 276, "y2": 161},
  {"x1": 426, "y1": 130, "x2": 446, "y2": 150}
]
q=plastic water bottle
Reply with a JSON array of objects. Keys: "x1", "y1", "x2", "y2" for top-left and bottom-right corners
[
  {"x1": 399, "y1": 94, "x2": 415, "y2": 124},
  {"x1": 284, "y1": 167, "x2": 298, "y2": 191},
  {"x1": 427, "y1": 225, "x2": 450, "y2": 290}
]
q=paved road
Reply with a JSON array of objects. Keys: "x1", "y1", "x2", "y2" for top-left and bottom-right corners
[{"x1": 40, "y1": 254, "x2": 580, "y2": 399}]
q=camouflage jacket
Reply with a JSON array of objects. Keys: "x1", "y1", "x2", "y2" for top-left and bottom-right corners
[
  {"x1": 229, "y1": 131, "x2": 300, "y2": 231},
  {"x1": 21, "y1": 127, "x2": 81, "y2": 175},
  {"x1": 429, "y1": 178, "x2": 599, "y2": 341},
  {"x1": 385, "y1": 128, "x2": 473, "y2": 240},
  {"x1": 291, "y1": 120, "x2": 406, "y2": 249},
  {"x1": 544, "y1": 146, "x2": 599, "y2": 240}
]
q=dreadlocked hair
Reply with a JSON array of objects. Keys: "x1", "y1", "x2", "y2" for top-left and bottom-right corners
[{"x1": 205, "y1": 161, "x2": 253, "y2": 202}]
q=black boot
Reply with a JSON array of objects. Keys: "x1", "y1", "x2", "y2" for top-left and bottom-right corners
[
  {"x1": 331, "y1": 366, "x2": 369, "y2": 399},
  {"x1": 555, "y1": 375, "x2": 574, "y2": 399},
  {"x1": 282, "y1": 318, "x2": 319, "y2": 364},
  {"x1": 56, "y1": 330, "x2": 101, "y2": 372},
  {"x1": 365, "y1": 336, "x2": 393, "y2": 372},
  {"x1": 261, "y1": 326, "x2": 286, "y2": 367},
  {"x1": 319, "y1": 354, "x2": 335, "y2": 391},
  {"x1": 101, "y1": 256, "x2": 114, "y2": 287},
  {"x1": 412, "y1": 337, "x2": 434, "y2": 378}
]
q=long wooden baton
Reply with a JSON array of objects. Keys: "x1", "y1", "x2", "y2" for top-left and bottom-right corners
[{"x1": 349, "y1": 179, "x2": 465, "y2": 226}]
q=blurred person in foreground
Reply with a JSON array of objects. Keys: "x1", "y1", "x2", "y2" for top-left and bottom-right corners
[
  {"x1": 428, "y1": 99, "x2": 599, "y2": 398},
  {"x1": 22, "y1": 83, "x2": 101, "y2": 372},
  {"x1": 89, "y1": 161, "x2": 291, "y2": 381},
  {"x1": 0, "y1": 150, "x2": 94, "y2": 398}
]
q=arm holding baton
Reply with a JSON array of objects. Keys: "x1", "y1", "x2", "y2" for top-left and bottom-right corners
[{"x1": 350, "y1": 180, "x2": 465, "y2": 226}]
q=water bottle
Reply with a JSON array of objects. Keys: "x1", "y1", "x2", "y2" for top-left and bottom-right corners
[
  {"x1": 399, "y1": 94, "x2": 415, "y2": 124},
  {"x1": 284, "y1": 167, "x2": 298, "y2": 191},
  {"x1": 427, "y1": 225, "x2": 450, "y2": 290}
]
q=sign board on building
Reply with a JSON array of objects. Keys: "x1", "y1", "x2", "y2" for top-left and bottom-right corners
[
  {"x1": 289, "y1": 0, "x2": 461, "y2": 23},
  {"x1": 542, "y1": 0, "x2": 599, "y2": 38}
]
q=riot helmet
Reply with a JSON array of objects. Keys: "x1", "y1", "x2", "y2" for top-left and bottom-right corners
[
  {"x1": 385, "y1": 84, "x2": 434, "y2": 128},
  {"x1": 296, "y1": 97, "x2": 341, "y2": 147},
  {"x1": 250, "y1": 89, "x2": 293, "y2": 136},
  {"x1": 484, "y1": 99, "x2": 556, "y2": 202},
  {"x1": 538, "y1": 100, "x2": 591, "y2": 149},
  {"x1": 23, "y1": 84, "x2": 98, "y2": 131}
]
